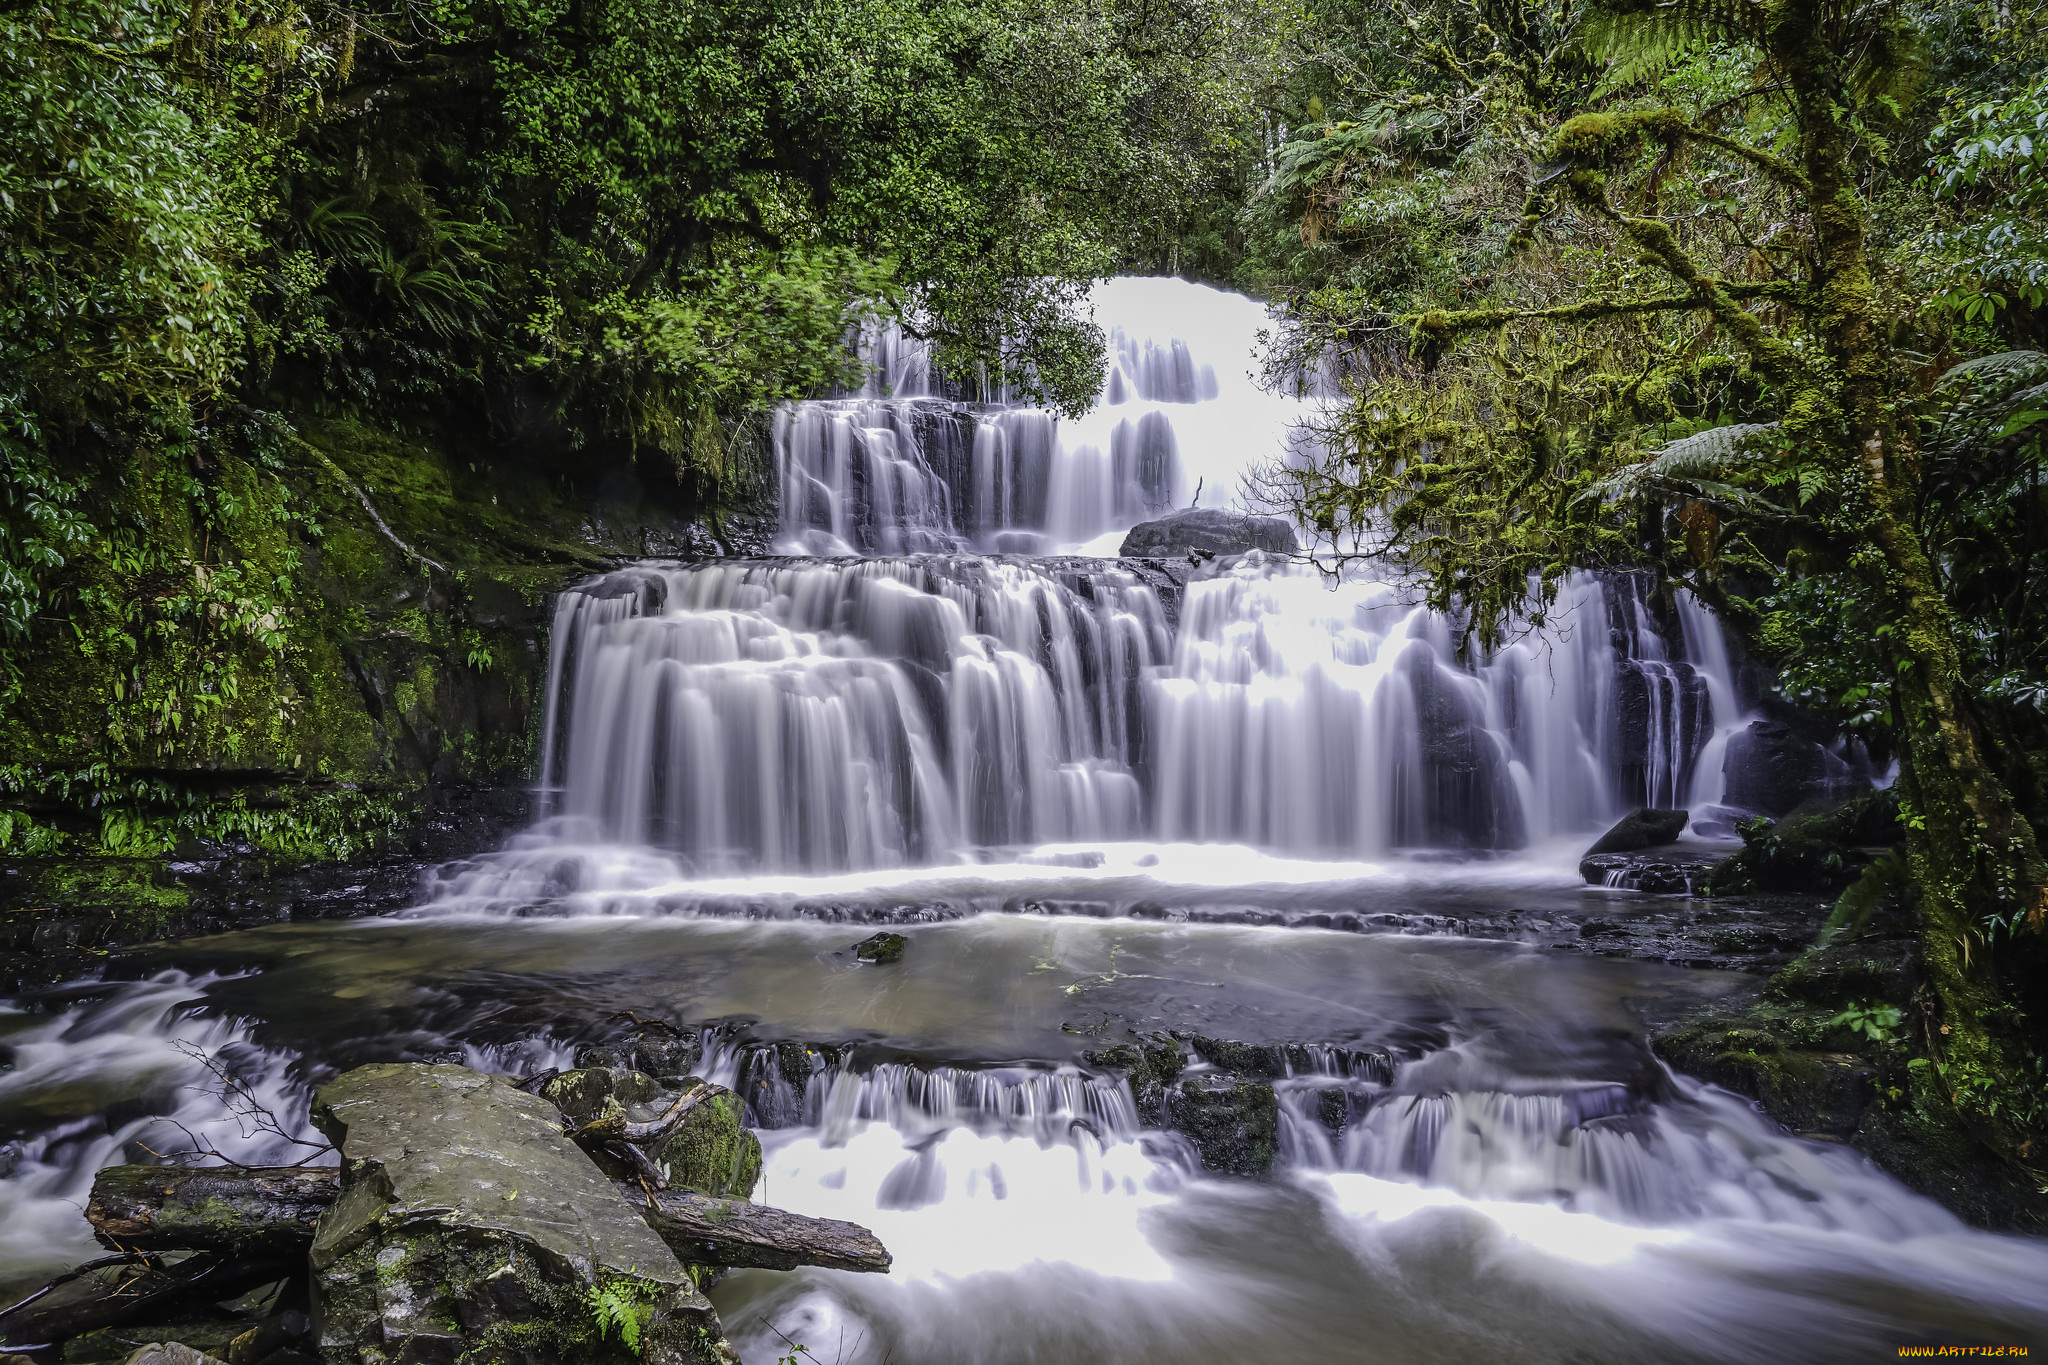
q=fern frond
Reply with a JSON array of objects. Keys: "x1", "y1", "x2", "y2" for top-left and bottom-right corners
[
  {"x1": 1579, "y1": 422, "x2": 1785, "y2": 511},
  {"x1": 1934, "y1": 350, "x2": 2048, "y2": 391}
]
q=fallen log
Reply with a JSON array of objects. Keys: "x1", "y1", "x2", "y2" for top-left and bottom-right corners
[
  {"x1": 88, "y1": 1165, "x2": 341, "y2": 1257},
  {"x1": 0, "y1": 1251, "x2": 291, "y2": 1350},
  {"x1": 77, "y1": 1161, "x2": 891, "y2": 1278},
  {"x1": 627, "y1": 1184, "x2": 893, "y2": 1274}
]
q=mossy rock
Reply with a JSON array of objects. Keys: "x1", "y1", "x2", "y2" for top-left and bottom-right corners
[
  {"x1": 1705, "y1": 791, "x2": 1901, "y2": 895},
  {"x1": 1165, "y1": 1074, "x2": 1277, "y2": 1176},
  {"x1": 60, "y1": 1323, "x2": 243, "y2": 1363},
  {"x1": 310, "y1": 1063, "x2": 730, "y2": 1365},
  {"x1": 1086, "y1": 1034, "x2": 1186, "y2": 1126},
  {"x1": 541, "y1": 1067, "x2": 663, "y2": 1127},
  {"x1": 653, "y1": 1087, "x2": 763, "y2": 1200},
  {"x1": 853, "y1": 932, "x2": 907, "y2": 963}
]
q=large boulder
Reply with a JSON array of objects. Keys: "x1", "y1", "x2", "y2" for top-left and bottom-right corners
[
  {"x1": 1722, "y1": 720, "x2": 1862, "y2": 816},
  {"x1": 310, "y1": 1063, "x2": 733, "y2": 1365},
  {"x1": 1584, "y1": 807, "x2": 1689, "y2": 857},
  {"x1": 1118, "y1": 507, "x2": 1298, "y2": 558}
]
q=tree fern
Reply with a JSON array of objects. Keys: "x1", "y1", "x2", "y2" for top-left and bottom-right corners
[{"x1": 1581, "y1": 421, "x2": 1784, "y2": 511}]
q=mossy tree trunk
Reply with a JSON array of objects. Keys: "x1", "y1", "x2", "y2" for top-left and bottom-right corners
[{"x1": 1771, "y1": 0, "x2": 2045, "y2": 1165}]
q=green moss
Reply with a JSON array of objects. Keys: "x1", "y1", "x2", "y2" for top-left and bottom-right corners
[{"x1": 655, "y1": 1089, "x2": 764, "y2": 1200}]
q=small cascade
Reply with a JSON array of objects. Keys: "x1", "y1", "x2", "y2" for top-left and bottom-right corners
[
  {"x1": 1605, "y1": 577, "x2": 1714, "y2": 810},
  {"x1": 0, "y1": 975, "x2": 323, "y2": 1292}
]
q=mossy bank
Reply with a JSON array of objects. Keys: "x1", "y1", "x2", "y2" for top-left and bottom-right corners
[{"x1": 0, "y1": 411, "x2": 768, "y2": 975}]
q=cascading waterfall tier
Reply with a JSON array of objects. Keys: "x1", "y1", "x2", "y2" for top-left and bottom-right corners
[
  {"x1": 536, "y1": 552, "x2": 1738, "y2": 872},
  {"x1": 538, "y1": 556, "x2": 1173, "y2": 872},
  {"x1": 777, "y1": 277, "x2": 1311, "y2": 557}
]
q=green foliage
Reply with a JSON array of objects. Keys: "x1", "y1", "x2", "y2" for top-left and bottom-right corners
[
  {"x1": 1925, "y1": 77, "x2": 2048, "y2": 321},
  {"x1": 1833, "y1": 1001, "x2": 1907, "y2": 1045},
  {"x1": 0, "y1": 0, "x2": 1281, "y2": 870},
  {"x1": 585, "y1": 1273, "x2": 655, "y2": 1354}
]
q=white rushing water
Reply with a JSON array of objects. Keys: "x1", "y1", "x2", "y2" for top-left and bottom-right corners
[
  {"x1": 701, "y1": 1034, "x2": 2048, "y2": 1364},
  {"x1": 520, "y1": 554, "x2": 1728, "y2": 880}
]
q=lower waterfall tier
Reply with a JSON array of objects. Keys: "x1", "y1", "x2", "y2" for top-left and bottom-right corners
[{"x1": 536, "y1": 555, "x2": 1728, "y2": 874}]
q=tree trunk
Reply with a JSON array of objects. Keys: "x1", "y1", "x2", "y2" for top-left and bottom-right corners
[
  {"x1": 1775, "y1": 0, "x2": 2046, "y2": 1167},
  {"x1": 624, "y1": 1183, "x2": 892, "y2": 1274}
]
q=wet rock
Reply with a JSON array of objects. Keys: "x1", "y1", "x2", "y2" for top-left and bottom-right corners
[
  {"x1": 310, "y1": 1062, "x2": 731, "y2": 1365},
  {"x1": 1657, "y1": 1026, "x2": 1879, "y2": 1138},
  {"x1": 1118, "y1": 507, "x2": 1298, "y2": 558},
  {"x1": 734, "y1": 1041, "x2": 841, "y2": 1129},
  {"x1": 574, "y1": 1017, "x2": 703, "y2": 1083},
  {"x1": 1722, "y1": 720, "x2": 1863, "y2": 816},
  {"x1": 1084, "y1": 1035, "x2": 1186, "y2": 1126},
  {"x1": 651, "y1": 1087, "x2": 762, "y2": 1200},
  {"x1": 118, "y1": 1347, "x2": 227, "y2": 1365},
  {"x1": 1584, "y1": 807, "x2": 1689, "y2": 856},
  {"x1": 540, "y1": 1067, "x2": 663, "y2": 1127},
  {"x1": 1705, "y1": 791, "x2": 1901, "y2": 895},
  {"x1": 1579, "y1": 848, "x2": 1720, "y2": 894},
  {"x1": 1165, "y1": 1074, "x2": 1278, "y2": 1176},
  {"x1": 853, "y1": 932, "x2": 907, "y2": 964},
  {"x1": 224, "y1": 1310, "x2": 310, "y2": 1365},
  {"x1": 61, "y1": 1326, "x2": 241, "y2": 1363}
]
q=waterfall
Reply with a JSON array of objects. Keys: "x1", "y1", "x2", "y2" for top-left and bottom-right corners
[
  {"x1": 539, "y1": 556, "x2": 1733, "y2": 872},
  {"x1": 538, "y1": 557, "x2": 1170, "y2": 872},
  {"x1": 537, "y1": 277, "x2": 1758, "y2": 875},
  {"x1": 777, "y1": 277, "x2": 1309, "y2": 557}
]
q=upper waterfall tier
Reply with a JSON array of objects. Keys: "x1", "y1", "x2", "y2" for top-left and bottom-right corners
[
  {"x1": 537, "y1": 557, "x2": 1728, "y2": 873},
  {"x1": 777, "y1": 278, "x2": 1311, "y2": 557}
]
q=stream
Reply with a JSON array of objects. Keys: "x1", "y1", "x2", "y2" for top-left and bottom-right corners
[{"x1": 3, "y1": 278, "x2": 2045, "y2": 1362}]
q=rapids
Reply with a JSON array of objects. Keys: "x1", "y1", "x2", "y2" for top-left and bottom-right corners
[{"x1": 1, "y1": 278, "x2": 2042, "y2": 1363}]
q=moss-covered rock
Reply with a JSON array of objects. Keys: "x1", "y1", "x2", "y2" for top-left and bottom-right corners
[
  {"x1": 1164, "y1": 1074, "x2": 1278, "y2": 1176},
  {"x1": 853, "y1": 931, "x2": 907, "y2": 963},
  {"x1": 541, "y1": 1068, "x2": 663, "y2": 1129},
  {"x1": 1705, "y1": 790, "x2": 1902, "y2": 895},
  {"x1": 1653, "y1": 925, "x2": 2048, "y2": 1230},
  {"x1": 1086, "y1": 1034, "x2": 1187, "y2": 1126},
  {"x1": 653, "y1": 1087, "x2": 763, "y2": 1201}
]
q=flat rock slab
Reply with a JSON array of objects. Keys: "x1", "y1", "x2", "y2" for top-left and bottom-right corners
[{"x1": 311, "y1": 1063, "x2": 727, "y2": 1365}]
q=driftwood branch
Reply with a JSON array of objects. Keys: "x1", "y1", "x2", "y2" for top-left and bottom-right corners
[
  {"x1": 628, "y1": 1185, "x2": 892, "y2": 1273},
  {"x1": 0, "y1": 1250, "x2": 292, "y2": 1349},
  {"x1": 89, "y1": 1164, "x2": 342, "y2": 1257}
]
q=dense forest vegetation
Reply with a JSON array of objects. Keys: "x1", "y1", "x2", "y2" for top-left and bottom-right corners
[{"x1": 4, "y1": 0, "x2": 2047, "y2": 1201}]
